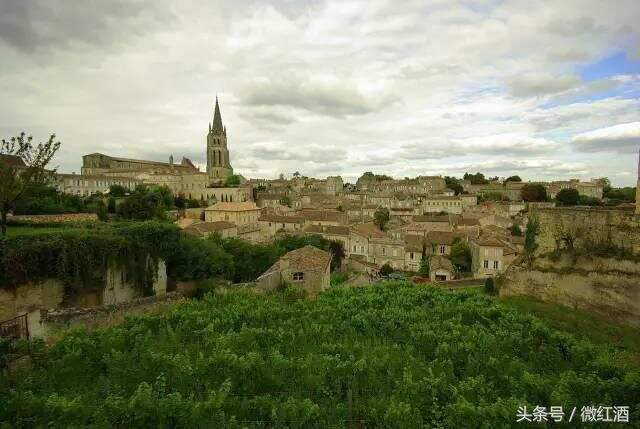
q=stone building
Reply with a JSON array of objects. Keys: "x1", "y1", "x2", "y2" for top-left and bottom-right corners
[
  {"x1": 206, "y1": 97, "x2": 234, "y2": 184},
  {"x1": 204, "y1": 201, "x2": 261, "y2": 225},
  {"x1": 56, "y1": 173, "x2": 141, "y2": 196},
  {"x1": 183, "y1": 221, "x2": 237, "y2": 239},
  {"x1": 256, "y1": 246, "x2": 331, "y2": 295}
]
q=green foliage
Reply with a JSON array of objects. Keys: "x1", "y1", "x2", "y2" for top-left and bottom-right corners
[
  {"x1": 373, "y1": 207, "x2": 390, "y2": 231},
  {"x1": 604, "y1": 186, "x2": 635, "y2": 202},
  {"x1": 95, "y1": 200, "x2": 108, "y2": 222},
  {"x1": 108, "y1": 184, "x2": 127, "y2": 197},
  {"x1": 449, "y1": 241, "x2": 471, "y2": 272},
  {"x1": 443, "y1": 176, "x2": 463, "y2": 195},
  {"x1": 505, "y1": 175, "x2": 522, "y2": 182},
  {"x1": 578, "y1": 195, "x2": 603, "y2": 206},
  {"x1": 0, "y1": 132, "x2": 61, "y2": 235},
  {"x1": 463, "y1": 172, "x2": 488, "y2": 185},
  {"x1": 418, "y1": 256, "x2": 429, "y2": 276},
  {"x1": 524, "y1": 216, "x2": 540, "y2": 269},
  {"x1": 521, "y1": 184, "x2": 548, "y2": 202},
  {"x1": 116, "y1": 186, "x2": 174, "y2": 220},
  {"x1": 478, "y1": 192, "x2": 509, "y2": 202},
  {"x1": 224, "y1": 174, "x2": 242, "y2": 187},
  {"x1": 509, "y1": 224, "x2": 522, "y2": 236},
  {"x1": 330, "y1": 271, "x2": 350, "y2": 286},
  {"x1": 555, "y1": 188, "x2": 580, "y2": 206},
  {"x1": 359, "y1": 171, "x2": 393, "y2": 182},
  {"x1": 1, "y1": 284, "x2": 637, "y2": 427},
  {"x1": 379, "y1": 263, "x2": 393, "y2": 276},
  {"x1": 279, "y1": 195, "x2": 292, "y2": 208},
  {"x1": 328, "y1": 240, "x2": 345, "y2": 271},
  {"x1": 483, "y1": 277, "x2": 497, "y2": 295}
]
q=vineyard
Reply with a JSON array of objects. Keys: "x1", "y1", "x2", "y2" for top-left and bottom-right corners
[{"x1": 1, "y1": 282, "x2": 638, "y2": 427}]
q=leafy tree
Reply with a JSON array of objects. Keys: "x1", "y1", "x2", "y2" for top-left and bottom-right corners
[
  {"x1": 107, "y1": 197, "x2": 116, "y2": 214},
  {"x1": 579, "y1": 195, "x2": 602, "y2": 206},
  {"x1": 604, "y1": 187, "x2": 635, "y2": 202},
  {"x1": 116, "y1": 186, "x2": 173, "y2": 221},
  {"x1": 174, "y1": 194, "x2": 186, "y2": 209},
  {"x1": 279, "y1": 195, "x2": 292, "y2": 208},
  {"x1": 418, "y1": 256, "x2": 429, "y2": 276},
  {"x1": 509, "y1": 224, "x2": 523, "y2": 236},
  {"x1": 521, "y1": 184, "x2": 547, "y2": 202},
  {"x1": 463, "y1": 172, "x2": 488, "y2": 185},
  {"x1": 108, "y1": 184, "x2": 127, "y2": 197},
  {"x1": 596, "y1": 177, "x2": 611, "y2": 194},
  {"x1": 450, "y1": 240, "x2": 471, "y2": 273},
  {"x1": 328, "y1": 240, "x2": 345, "y2": 271},
  {"x1": 292, "y1": 171, "x2": 301, "y2": 179},
  {"x1": 373, "y1": 207, "x2": 390, "y2": 231},
  {"x1": 444, "y1": 176, "x2": 463, "y2": 195},
  {"x1": 95, "y1": 200, "x2": 108, "y2": 222},
  {"x1": 556, "y1": 188, "x2": 580, "y2": 206},
  {"x1": 524, "y1": 215, "x2": 540, "y2": 269},
  {"x1": 0, "y1": 132, "x2": 61, "y2": 234},
  {"x1": 505, "y1": 175, "x2": 522, "y2": 182},
  {"x1": 379, "y1": 263, "x2": 393, "y2": 277},
  {"x1": 224, "y1": 174, "x2": 242, "y2": 187}
]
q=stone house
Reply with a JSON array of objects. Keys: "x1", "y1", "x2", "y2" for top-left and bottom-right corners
[
  {"x1": 256, "y1": 246, "x2": 331, "y2": 295},
  {"x1": 259, "y1": 214, "x2": 305, "y2": 238},
  {"x1": 205, "y1": 201, "x2": 261, "y2": 225},
  {"x1": 418, "y1": 196, "x2": 464, "y2": 214},
  {"x1": 429, "y1": 255, "x2": 454, "y2": 281},
  {"x1": 303, "y1": 225, "x2": 350, "y2": 254},
  {"x1": 470, "y1": 236, "x2": 508, "y2": 278},
  {"x1": 404, "y1": 235, "x2": 427, "y2": 272},
  {"x1": 297, "y1": 209, "x2": 348, "y2": 226},
  {"x1": 350, "y1": 223, "x2": 404, "y2": 270}
]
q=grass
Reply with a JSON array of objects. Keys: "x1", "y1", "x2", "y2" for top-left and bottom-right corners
[{"x1": 499, "y1": 294, "x2": 640, "y2": 357}]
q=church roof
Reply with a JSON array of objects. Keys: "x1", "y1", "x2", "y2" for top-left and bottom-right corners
[{"x1": 211, "y1": 97, "x2": 224, "y2": 134}]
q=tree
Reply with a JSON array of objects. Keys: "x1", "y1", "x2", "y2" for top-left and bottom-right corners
[
  {"x1": 419, "y1": 256, "x2": 430, "y2": 276},
  {"x1": 484, "y1": 277, "x2": 497, "y2": 295},
  {"x1": 280, "y1": 195, "x2": 292, "y2": 208},
  {"x1": 108, "y1": 184, "x2": 127, "y2": 197},
  {"x1": 224, "y1": 174, "x2": 241, "y2": 187},
  {"x1": 116, "y1": 186, "x2": 173, "y2": 220},
  {"x1": 524, "y1": 216, "x2": 539, "y2": 270},
  {"x1": 505, "y1": 175, "x2": 522, "y2": 183},
  {"x1": 521, "y1": 184, "x2": 547, "y2": 202},
  {"x1": 379, "y1": 263, "x2": 393, "y2": 277},
  {"x1": 328, "y1": 240, "x2": 345, "y2": 271},
  {"x1": 463, "y1": 172, "x2": 488, "y2": 185},
  {"x1": 292, "y1": 171, "x2": 301, "y2": 179},
  {"x1": 450, "y1": 240, "x2": 471, "y2": 273},
  {"x1": 0, "y1": 132, "x2": 61, "y2": 234},
  {"x1": 556, "y1": 188, "x2": 580, "y2": 206},
  {"x1": 95, "y1": 200, "x2": 109, "y2": 222},
  {"x1": 509, "y1": 224, "x2": 523, "y2": 236},
  {"x1": 373, "y1": 207, "x2": 390, "y2": 231},
  {"x1": 444, "y1": 176, "x2": 463, "y2": 195}
]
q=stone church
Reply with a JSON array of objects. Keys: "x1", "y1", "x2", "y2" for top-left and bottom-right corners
[{"x1": 68, "y1": 99, "x2": 248, "y2": 202}]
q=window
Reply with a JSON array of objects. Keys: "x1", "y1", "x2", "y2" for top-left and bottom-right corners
[
  {"x1": 410, "y1": 252, "x2": 414, "y2": 260},
  {"x1": 483, "y1": 260, "x2": 489, "y2": 269},
  {"x1": 439, "y1": 245, "x2": 446, "y2": 254},
  {"x1": 292, "y1": 272, "x2": 304, "y2": 281},
  {"x1": 493, "y1": 261, "x2": 499, "y2": 270}
]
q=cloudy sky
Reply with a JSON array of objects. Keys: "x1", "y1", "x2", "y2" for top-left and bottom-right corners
[{"x1": 1, "y1": 0, "x2": 640, "y2": 185}]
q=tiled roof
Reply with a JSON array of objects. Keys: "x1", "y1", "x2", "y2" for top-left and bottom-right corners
[
  {"x1": 206, "y1": 202, "x2": 260, "y2": 211},
  {"x1": 412, "y1": 214, "x2": 450, "y2": 223},
  {"x1": 425, "y1": 231, "x2": 459, "y2": 245},
  {"x1": 430, "y1": 255, "x2": 453, "y2": 271},
  {"x1": 304, "y1": 224, "x2": 350, "y2": 236},
  {"x1": 184, "y1": 221, "x2": 236, "y2": 235},
  {"x1": 262, "y1": 245, "x2": 331, "y2": 276},
  {"x1": 298, "y1": 209, "x2": 346, "y2": 222},
  {"x1": 350, "y1": 222, "x2": 389, "y2": 239},
  {"x1": 404, "y1": 235, "x2": 427, "y2": 252},
  {"x1": 259, "y1": 214, "x2": 304, "y2": 223}
]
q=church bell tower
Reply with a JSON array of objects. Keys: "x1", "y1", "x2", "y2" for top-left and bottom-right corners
[{"x1": 206, "y1": 96, "x2": 233, "y2": 184}]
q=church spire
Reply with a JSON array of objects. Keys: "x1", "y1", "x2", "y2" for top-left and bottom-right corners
[{"x1": 211, "y1": 96, "x2": 223, "y2": 134}]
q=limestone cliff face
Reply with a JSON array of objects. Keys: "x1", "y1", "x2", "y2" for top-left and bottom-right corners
[{"x1": 498, "y1": 255, "x2": 640, "y2": 326}]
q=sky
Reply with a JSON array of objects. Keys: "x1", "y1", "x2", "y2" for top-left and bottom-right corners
[{"x1": 1, "y1": 0, "x2": 640, "y2": 186}]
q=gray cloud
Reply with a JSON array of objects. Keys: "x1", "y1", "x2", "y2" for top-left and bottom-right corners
[
  {"x1": 0, "y1": 0, "x2": 170, "y2": 52},
  {"x1": 506, "y1": 73, "x2": 581, "y2": 97},
  {"x1": 571, "y1": 122, "x2": 640, "y2": 153},
  {"x1": 240, "y1": 77, "x2": 398, "y2": 118},
  {"x1": 248, "y1": 141, "x2": 348, "y2": 162}
]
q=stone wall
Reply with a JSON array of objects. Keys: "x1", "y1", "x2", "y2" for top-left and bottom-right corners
[
  {"x1": 532, "y1": 207, "x2": 640, "y2": 255},
  {"x1": 0, "y1": 260, "x2": 167, "y2": 338},
  {"x1": 8, "y1": 213, "x2": 98, "y2": 223},
  {"x1": 498, "y1": 255, "x2": 640, "y2": 326}
]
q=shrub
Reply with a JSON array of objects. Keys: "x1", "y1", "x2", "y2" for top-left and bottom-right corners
[
  {"x1": 484, "y1": 277, "x2": 497, "y2": 295},
  {"x1": 379, "y1": 263, "x2": 393, "y2": 277}
]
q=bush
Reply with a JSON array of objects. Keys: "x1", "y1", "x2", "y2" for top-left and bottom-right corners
[
  {"x1": 522, "y1": 184, "x2": 548, "y2": 202},
  {"x1": 379, "y1": 263, "x2": 393, "y2": 277},
  {"x1": 484, "y1": 277, "x2": 497, "y2": 295},
  {"x1": 556, "y1": 188, "x2": 580, "y2": 206}
]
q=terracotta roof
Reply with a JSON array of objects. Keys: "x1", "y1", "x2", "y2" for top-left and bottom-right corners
[
  {"x1": 350, "y1": 222, "x2": 389, "y2": 239},
  {"x1": 298, "y1": 209, "x2": 346, "y2": 223},
  {"x1": 304, "y1": 224, "x2": 350, "y2": 236},
  {"x1": 184, "y1": 221, "x2": 236, "y2": 235},
  {"x1": 206, "y1": 201, "x2": 260, "y2": 211},
  {"x1": 262, "y1": 245, "x2": 331, "y2": 276},
  {"x1": 0, "y1": 154, "x2": 26, "y2": 167},
  {"x1": 259, "y1": 214, "x2": 304, "y2": 223},
  {"x1": 412, "y1": 214, "x2": 450, "y2": 223},
  {"x1": 475, "y1": 236, "x2": 505, "y2": 247},
  {"x1": 425, "y1": 231, "x2": 460, "y2": 245},
  {"x1": 430, "y1": 255, "x2": 453, "y2": 271}
]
